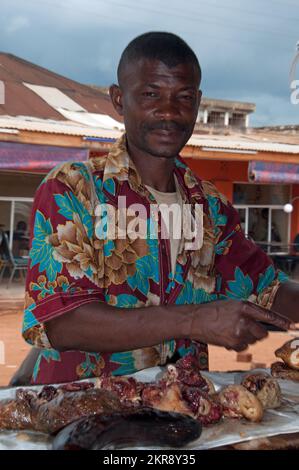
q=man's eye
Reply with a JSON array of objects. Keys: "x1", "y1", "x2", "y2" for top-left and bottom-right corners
[
  {"x1": 142, "y1": 92, "x2": 158, "y2": 97},
  {"x1": 180, "y1": 95, "x2": 194, "y2": 101}
]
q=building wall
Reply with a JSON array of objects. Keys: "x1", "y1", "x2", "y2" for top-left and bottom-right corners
[
  {"x1": 186, "y1": 159, "x2": 248, "y2": 202},
  {"x1": 0, "y1": 171, "x2": 45, "y2": 197}
]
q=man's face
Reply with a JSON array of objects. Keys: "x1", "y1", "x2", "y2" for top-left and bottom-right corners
[{"x1": 110, "y1": 58, "x2": 201, "y2": 159}]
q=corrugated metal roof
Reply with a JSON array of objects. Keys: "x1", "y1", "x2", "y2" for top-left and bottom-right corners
[
  {"x1": 56, "y1": 109, "x2": 124, "y2": 130},
  {"x1": 24, "y1": 83, "x2": 86, "y2": 112},
  {"x1": 0, "y1": 81, "x2": 64, "y2": 120},
  {"x1": 0, "y1": 115, "x2": 121, "y2": 138},
  {"x1": 188, "y1": 134, "x2": 299, "y2": 154},
  {"x1": 247, "y1": 129, "x2": 299, "y2": 145},
  {"x1": 0, "y1": 52, "x2": 121, "y2": 122}
]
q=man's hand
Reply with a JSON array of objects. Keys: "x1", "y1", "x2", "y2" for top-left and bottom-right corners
[
  {"x1": 190, "y1": 299, "x2": 294, "y2": 352},
  {"x1": 272, "y1": 280, "x2": 299, "y2": 324}
]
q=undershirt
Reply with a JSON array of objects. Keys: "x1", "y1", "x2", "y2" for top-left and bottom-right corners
[{"x1": 145, "y1": 178, "x2": 183, "y2": 274}]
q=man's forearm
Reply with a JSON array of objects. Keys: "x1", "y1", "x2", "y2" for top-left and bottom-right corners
[
  {"x1": 272, "y1": 280, "x2": 299, "y2": 323},
  {"x1": 45, "y1": 296, "x2": 293, "y2": 354},
  {"x1": 45, "y1": 302, "x2": 194, "y2": 353}
]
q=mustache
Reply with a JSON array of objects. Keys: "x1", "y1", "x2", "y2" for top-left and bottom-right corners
[{"x1": 144, "y1": 121, "x2": 186, "y2": 132}]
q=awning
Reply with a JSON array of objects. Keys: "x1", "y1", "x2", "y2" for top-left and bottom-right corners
[
  {"x1": 248, "y1": 160, "x2": 299, "y2": 184},
  {"x1": 0, "y1": 141, "x2": 89, "y2": 171}
]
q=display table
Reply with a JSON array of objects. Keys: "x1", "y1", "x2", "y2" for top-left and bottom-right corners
[{"x1": 1, "y1": 368, "x2": 299, "y2": 450}]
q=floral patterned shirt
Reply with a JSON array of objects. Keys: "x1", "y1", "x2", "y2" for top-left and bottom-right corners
[{"x1": 22, "y1": 135, "x2": 287, "y2": 384}]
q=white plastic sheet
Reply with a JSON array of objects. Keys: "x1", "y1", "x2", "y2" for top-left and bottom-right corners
[{"x1": 0, "y1": 368, "x2": 299, "y2": 450}]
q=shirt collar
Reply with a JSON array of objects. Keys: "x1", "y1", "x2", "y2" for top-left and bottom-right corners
[
  {"x1": 102, "y1": 133, "x2": 204, "y2": 204},
  {"x1": 102, "y1": 134, "x2": 142, "y2": 191}
]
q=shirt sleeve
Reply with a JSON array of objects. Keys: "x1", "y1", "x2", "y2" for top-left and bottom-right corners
[
  {"x1": 214, "y1": 199, "x2": 288, "y2": 309},
  {"x1": 22, "y1": 167, "x2": 105, "y2": 348}
]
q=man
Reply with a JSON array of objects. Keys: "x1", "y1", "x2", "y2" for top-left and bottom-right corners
[{"x1": 20, "y1": 32, "x2": 297, "y2": 385}]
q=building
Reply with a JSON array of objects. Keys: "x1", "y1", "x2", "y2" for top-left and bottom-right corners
[
  {"x1": 0, "y1": 52, "x2": 299, "y2": 259},
  {"x1": 195, "y1": 97, "x2": 255, "y2": 131}
]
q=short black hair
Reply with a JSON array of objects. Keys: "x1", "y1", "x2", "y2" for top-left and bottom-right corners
[{"x1": 117, "y1": 31, "x2": 201, "y2": 86}]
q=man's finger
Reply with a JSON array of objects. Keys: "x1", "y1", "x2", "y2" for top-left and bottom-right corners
[
  {"x1": 248, "y1": 321, "x2": 269, "y2": 341},
  {"x1": 233, "y1": 342, "x2": 249, "y2": 352},
  {"x1": 242, "y1": 300, "x2": 293, "y2": 331}
]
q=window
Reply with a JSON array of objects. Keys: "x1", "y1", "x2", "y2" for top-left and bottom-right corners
[
  {"x1": 229, "y1": 113, "x2": 246, "y2": 128},
  {"x1": 207, "y1": 111, "x2": 226, "y2": 127},
  {"x1": 234, "y1": 183, "x2": 290, "y2": 206},
  {"x1": 233, "y1": 183, "x2": 291, "y2": 254},
  {"x1": 0, "y1": 198, "x2": 33, "y2": 256}
]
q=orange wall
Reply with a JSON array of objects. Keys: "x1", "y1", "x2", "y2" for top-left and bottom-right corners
[{"x1": 186, "y1": 159, "x2": 248, "y2": 203}]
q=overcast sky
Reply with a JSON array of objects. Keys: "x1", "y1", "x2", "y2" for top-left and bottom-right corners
[{"x1": 1, "y1": 0, "x2": 299, "y2": 126}]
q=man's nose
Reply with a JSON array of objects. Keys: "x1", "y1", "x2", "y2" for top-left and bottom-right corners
[{"x1": 154, "y1": 97, "x2": 180, "y2": 119}]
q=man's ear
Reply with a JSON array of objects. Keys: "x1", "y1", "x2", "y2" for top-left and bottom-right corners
[{"x1": 109, "y1": 84, "x2": 123, "y2": 116}]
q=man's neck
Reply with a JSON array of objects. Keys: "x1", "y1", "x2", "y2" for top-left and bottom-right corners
[{"x1": 127, "y1": 142, "x2": 176, "y2": 193}]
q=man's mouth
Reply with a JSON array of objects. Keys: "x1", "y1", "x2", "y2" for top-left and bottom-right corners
[
  {"x1": 147, "y1": 122, "x2": 186, "y2": 139},
  {"x1": 147, "y1": 121, "x2": 186, "y2": 134},
  {"x1": 151, "y1": 128, "x2": 181, "y2": 136}
]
